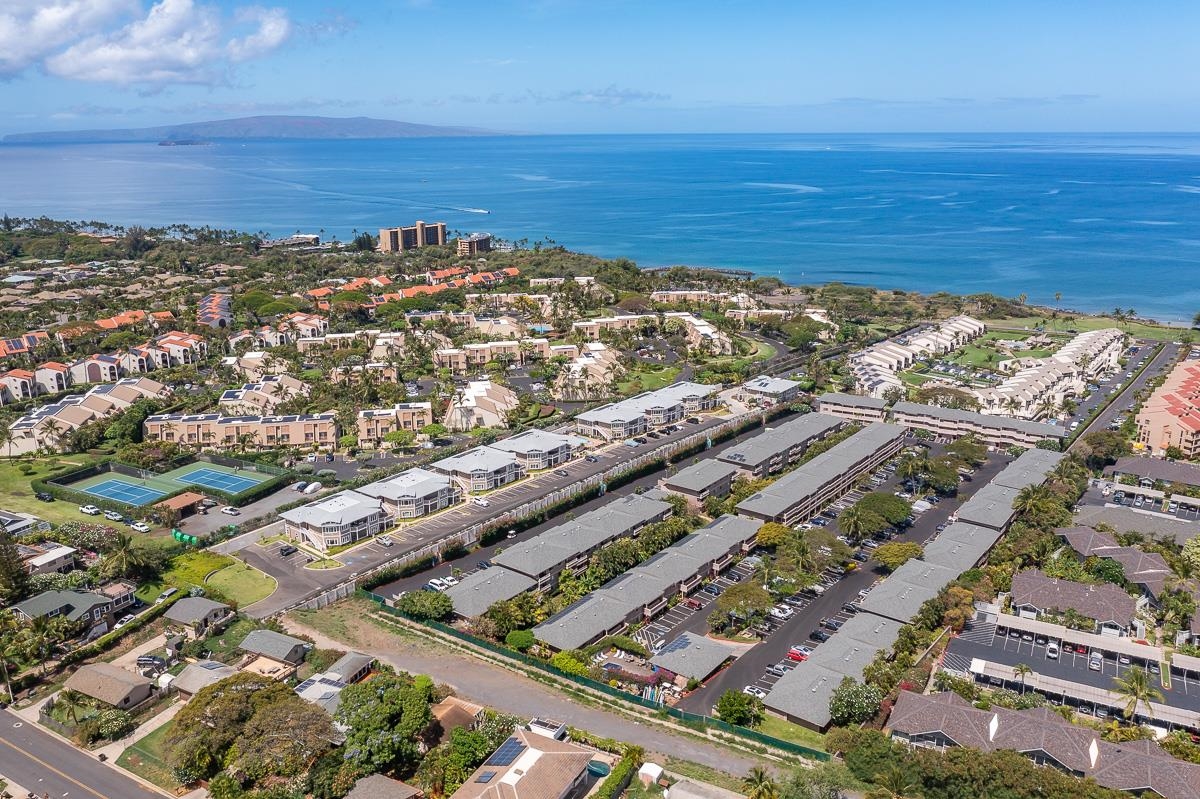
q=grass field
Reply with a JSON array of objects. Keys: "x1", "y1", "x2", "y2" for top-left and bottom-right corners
[
  {"x1": 0, "y1": 454, "x2": 101, "y2": 525},
  {"x1": 116, "y1": 720, "x2": 180, "y2": 791},
  {"x1": 617, "y1": 364, "x2": 681, "y2": 394},
  {"x1": 984, "y1": 315, "x2": 1191, "y2": 342},
  {"x1": 134, "y1": 550, "x2": 235, "y2": 602},
  {"x1": 755, "y1": 713, "x2": 828, "y2": 751},
  {"x1": 206, "y1": 562, "x2": 277, "y2": 606}
]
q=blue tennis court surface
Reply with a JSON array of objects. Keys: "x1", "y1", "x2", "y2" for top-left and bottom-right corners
[
  {"x1": 174, "y1": 467, "x2": 265, "y2": 494},
  {"x1": 84, "y1": 479, "x2": 167, "y2": 506}
]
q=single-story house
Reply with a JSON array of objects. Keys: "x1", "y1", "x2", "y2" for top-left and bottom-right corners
[
  {"x1": 164, "y1": 597, "x2": 232, "y2": 637},
  {"x1": 64, "y1": 663, "x2": 153, "y2": 709}
]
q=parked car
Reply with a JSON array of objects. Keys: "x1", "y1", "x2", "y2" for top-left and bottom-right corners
[
  {"x1": 36, "y1": 492, "x2": 55, "y2": 502},
  {"x1": 293, "y1": 481, "x2": 309, "y2": 492},
  {"x1": 769, "y1": 605, "x2": 793, "y2": 620},
  {"x1": 377, "y1": 535, "x2": 394, "y2": 547},
  {"x1": 103, "y1": 509, "x2": 124, "y2": 521},
  {"x1": 743, "y1": 685, "x2": 768, "y2": 699},
  {"x1": 472, "y1": 497, "x2": 490, "y2": 507},
  {"x1": 842, "y1": 603, "x2": 860, "y2": 614},
  {"x1": 79, "y1": 504, "x2": 101, "y2": 515},
  {"x1": 584, "y1": 455, "x2": 600, "y2": 463},
  {"x1": 279, "y1": 545, "x2": 297, "y2": 557},
  {"x1": 766, "y1": 663, "x2": 793, "y2": 678},
  {"x1": 220, "y1": 506, "x2": 240, "y2": 516},
  {"x1": 810, "y1": 629, "x2": 831, "y2": 642},
  {"x1": 683, "y1": 597, "x2": 703, "y2": 610},
  {"x1": 553, "y1": 469, "x2": 570, "y2": 477},
  {"x1": 426, "y1": 578, "x2": 449, "y2": 591},
  {"x1": 1089, "y1": 653, "x2": 1103, "y2": 671},
  {"x1": 155, "y1": 587, "x2": 178, "y2": 605},
  {"x1": 131, "y1": 521, "x2": 152, "y2": 533},
  {"x1": 114, "y1": 614, "x2": 136, "y2": 629},
  {"x1": 822, "y1": 618, "x2": 843, "y2": 631}
]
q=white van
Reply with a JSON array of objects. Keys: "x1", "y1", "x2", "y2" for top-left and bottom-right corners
[{"x1": 1046, "y1": 641, "x2": 1060, "y2": 659}]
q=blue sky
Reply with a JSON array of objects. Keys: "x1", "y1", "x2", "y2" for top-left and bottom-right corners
[{"x1": 2, "y1": 0, "x2": 1197, "y2": 135}]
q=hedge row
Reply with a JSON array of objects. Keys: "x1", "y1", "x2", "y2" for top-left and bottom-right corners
[
  {"x1": 58, "y1": 592, "x2": 186, "y2": 669},
  {"x1": 595, "y1": 756, "x2": 638, "y2": 799},
  {"x1": 360, "y1": 555, "x2": 437, "y2": 590}
]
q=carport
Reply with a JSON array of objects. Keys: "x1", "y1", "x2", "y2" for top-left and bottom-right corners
[
  {"x1": 993, "y1": 613, "x2": 1163, "y2": 664},
  {"x1": 154, "y1": 491, "x2": 207, "y2": 519}
]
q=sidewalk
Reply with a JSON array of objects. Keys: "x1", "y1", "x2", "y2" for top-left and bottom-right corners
[{"x1": 95, "y1": 699, "x2": 181, "y2": 762}]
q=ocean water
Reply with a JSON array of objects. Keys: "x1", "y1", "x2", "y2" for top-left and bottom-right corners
[{"x1": 2, "y1": 132, "x2": 1199, "y2": 321}]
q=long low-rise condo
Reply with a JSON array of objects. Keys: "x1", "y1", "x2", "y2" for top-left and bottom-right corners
[
  {"x1": 735, "y1": 423, "x2": 906, "y2": 526},
  {"x1": 144, "y1": 411, "x2": 338, "y2": 449},
  {"x1": 716, "y1": 412, "x2": 844, "y2": 477},
  {"x1": 659, "y1": 460, "x2": 740, "y2": 509},
  {"x1": 890, "y1": 401, "x2": 1065, "y2": 448},
  {"x1": 815, "y1": 392, "x2": 889, "y2": 424},
  {"x1": 574, "y1": 382, "x2": 722, "y2": 440},
  {"x1": 280, "y1": 490, "x2": 390, "y2": 551},
  {"x1": 431, "y1": 446, "x2": 524, "y2": 492},
  {"x1": 488, "y1": 429, "x2": 587, "y2": 470},
  {"x1": 491, "y1": 494, "x2": 673, "y2": 591}
]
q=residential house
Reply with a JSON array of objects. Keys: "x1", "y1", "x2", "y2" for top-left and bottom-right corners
[
  {"x1": 431, "y1": 696, "x2": 486, "y2": 743},
  {"x1": 172, "y1": 660, "x2": 238, "y2": 701},
  {"x1": 12, "y1": 587, "x2": 121, "y2": 636},
  {"x1": 33, "y1": 362, "x2": 70, "y2": 394},
  {"x1": 239, "y1": 629, "x2": 309, "y2": 666},
  {"x1": 68, "y1": 354, "x2": 122, "y2": 384},
  {"x1": 346, "y1": 776, "x2": 422, "y2": 799},
  {"x1": 64, "y1": 663, "x2": 153, "y2": 709},
  {"x1": 449, "y1": 728, "x2": 592, "y2": 799},
  {"x1": 0, "y1": 509, "x2": 45, "y2": 538},
  {"x1": 164, "y1": 597, "x2": 232, "y2": 637},
  {"x1": 1010, "y1": 568, "x2": 1138, "y2": 636},
  {"x1": 358, "y1": 468, "x2": 460, "y2": 519},
  {"x1": 17, "y1": 542, "x2": 76, "y2": 575},
  {"x1": 197, "y1": 293, "x2": 233, "y2": 328}
]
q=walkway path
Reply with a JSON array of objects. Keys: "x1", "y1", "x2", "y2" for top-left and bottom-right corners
[{"x1": 283, "y1": 615, "x2": 768, "y2": 777}]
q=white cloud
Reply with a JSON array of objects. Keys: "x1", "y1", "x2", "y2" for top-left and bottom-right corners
[
  {"x1": 10, "y1": 0, "x2": 291, "y2": 85},
  {"x1": 0, "y1": 0, "x2": 137, "y2": 77}
]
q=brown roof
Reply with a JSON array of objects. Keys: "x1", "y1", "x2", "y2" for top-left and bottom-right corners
[
  {"x1": 1058, "y1": 526, "x2": 1172, "y2": 598},
  {"x1": 1010, "y1": 568, "x2": 1137, "y2": 627},
  {"x1": 155, "y1": 491, "x2": 207, "y2": 511},
  {"x1": 451, "y1": 728, "x2": 592, "y2": 799},
  {"x1": 889, "y1": 692, "x2": 1200, "y2": 799},
  {"x1": 432, "y1": 696, "x2": 486, "y2": 742},
  {"x1": 345, "y1": 774, "x2": 422, "y2": 799},
  {"x1": 64, "y1": 663, "x2": 151, "y2": 706}
]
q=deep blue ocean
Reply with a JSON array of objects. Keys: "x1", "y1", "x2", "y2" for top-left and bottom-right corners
[{"x1": 2, "y1": 133, "x2": 1198, "y2": 321}]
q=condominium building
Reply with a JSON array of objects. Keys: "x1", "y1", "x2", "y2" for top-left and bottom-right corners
[
  {"x1": 552, "y1": 342, "x2": 620, "y2": 400},
  {"x1": 736, "y1": 423, "x2": 906, "y2": 526},
  {"x1": 431, "y1": 446, "x2": 525, "y2": 492},
  {"x1": 717, "y1": 412, "x2": 844, "y2": 477},
  {"x1": 219, "y1": 352, "x2": 291, "y2": 381},
  {"x1": 572, "y1": 312, "x2": 731, "y2": 355},
  {"x1": 849, "y1": 316, "x2": 986, "y2": 397},
  {"x1": 356, "y1": 403, "x2": 434, "y2": 443},
  {"x1": 890, "y1": 401, "x2": 1064, "y2": 448},
  {"x1": 218, "y1": 375, "x2": 308, "y2": 415},
  {"x1": 280, "y1": 491, "x2": 390, "y2": 551},
  {"x1": 378, "y1": 221, "x2": 446, "y2": 252},
  {"x1": 456, "y1": 232, "x2": 492, "y2": 256},
  {"x1": 197, "y1": 293, "x2": 233, "y2": 329},
  {"x1": 740, "y1": 374, "x2": 804, "y2": 405},
  {"x1": 1136, "y1": 361, "x2": 1200, "y2": 457},
  {"x1": 574, "y1": 382, "x2": 722, "y2": 440},
  {"x1": 433, "y1": 338, "x2": 554, "y2": 373},
  {"x1": 443, "y1": 381, "x2": 519, "y2": 431},
  {"x1": 7, "y1": 377, "x2": 170, "y2": 456},
  {"x1": 974, "y1": 328, "x2": 1124, "y2": 419},
  {"x1": 659, "y1": 460, "x2": 740, "y2": 510},
  {"x1": 815, "y1": 392, "x2": 889, "y2": 424},
  {"x1": 490, "y1": 429, "x2": 587, "y2": 470},
  {"x1": 358, "y1": 468, "x2": 459, "y2": 519},
  {"x1": 144, "y1": 411, "x2": 338, "y2": 449}
]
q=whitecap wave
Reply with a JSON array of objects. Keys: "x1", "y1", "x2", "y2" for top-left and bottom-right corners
[{"x1": 744, "y1": 182, "x2": 823, "y2": 193}]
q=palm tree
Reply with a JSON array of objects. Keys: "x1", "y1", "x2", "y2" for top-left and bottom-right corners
[
  {"x1": 1012, "y1": 663, "x2": 1033, "y2": 695},
  {"x1": 866, "y1": 765, "x2": 922, "y2": 799},
  {"x1": 1112, "y1": 666, "x2": 1163, "y2": 720},
  {"x1": 0, "y1": 422, "x2": 14, "y2": 459},
  {"x1": 1013, "y1": 484, "x2": 1054, "y2": 516},
  {"x1": 895, "y1": 452, "x2": 928, "y2": 494},
  {"x1": 101, "y1": 533, "x2": 148, "y2": 579},
  {"x1": 742, "y1": 767, "x2": 779, "y2": 799},
  {"x1": 838, "y1": 504, "x2": 872, "y2": 543},
  {"x1": 0, "y1": 614, "x2": 21, "y2": 703}
]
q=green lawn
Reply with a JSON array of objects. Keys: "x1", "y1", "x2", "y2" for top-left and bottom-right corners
[
  {"x1": 755, "y1": 714, "x2": 828, "y2": 751},
  {"x1": 617, "y1": 364, "x2": 681, "y2": 394},
  {"x1": 946, "y1": 343, "x2": 1003, "y2": 368},
  {"x1": 745, "y1": 338, "x2": 777, "y2": 361},
  {"x1": 984, "y1": 315, "x2": 1190, "y2": 342},
  {"x1": 900, "y1": 371, "x2": 934, "y2": 387},
  {"x1": 135, "y1": 550, "x2": 235, "y2": 602},
  {"x1": 206, "y1": 562, "x2": 277, "y2": 606},
  {"x1": 116, "y1": 720, "x2": 180, "y2": 792},
  {"x1": 0, "y1": 454, "x2": 102, "y2": 525}
]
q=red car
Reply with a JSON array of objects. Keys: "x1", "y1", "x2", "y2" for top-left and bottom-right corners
[{"x1": 683, "y1": 597, "x2": 703, "y2": 610}]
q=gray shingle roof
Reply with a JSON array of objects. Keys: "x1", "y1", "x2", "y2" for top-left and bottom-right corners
[
  {"x1": 359, "y1": 467, "x2": 452, "y2": 501},
  {"x1": 64, "y1": 662, "x2": 151, "y2": 706},
  {"x1": 445, "y1": 568, "x2": 536, "y2": 618},
  {"x1": 1072, "y1": 505, "x2": 1200, "y2": 546},
  {"x1": 1110, "y1": 456, "x2": 1200, "y2": 489},
  {"x1": 431, "y1": 446, "x2": 518, "y2": 475},
  {"x1": 491, "y1": 429, "x2": 587, "y2": 456},
  {"x1": 743, "y1": 375, "x2": 802, "y2": 396},
  {"x1": 173, "y1": 660, "x2": 237, "y2": 695},
  {"x1": 818, "y1": 392, "x2": 888, "y2": 410},
  {"x1": 921, "y1": 522, "x2": 1003, "y2": 572},
  {"x1": 163, "y1": 597, "x2": 229, "y2": 625},
  {"x1": 992, "y1": 448, "x2": 1066, "y2": 491},
  {"x1": 650, "y1": 632, "x2": 736, "y2": 680},
  {"x1": 239, "y1": 629, "x2": 308, "y2": 664},
  {"x1": 661, "y1": 460, "x2": 739, "y2": 494},
  {"x1": 891, "y1": 401, "x2": 1064, "y2": 440},
  {"x1": 279, "y1": 490, "x2": 384, "y2": 527},
  {"x1": 717, "y1": 413, "x2": 843, "y2": 470},
  {"x1": 326, "y1": 652, "x2": 374, "y2": 683},
  {"x1": 533, "y1": 594, "x2": 631, "y2": 651},
  {"x1": 858, "y1": 559, "x2": 959, "y2": 623},
  {"x1": 13, "y1": 589, "x2": 108, "y2": 622},
  {"x1": 1011, "y1": 568, "x2": 1137, "y2": 627},
  {"x1": 954, "y1": 483, "x2": 1020, "y2": 530}
]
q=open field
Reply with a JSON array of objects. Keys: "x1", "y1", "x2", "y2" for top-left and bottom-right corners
[
  {"x1": 206, "y1": 562, "x2": 277, "y2": 606},
  {"x1": 984, "y1": 315, "x2": 1189, "y2": 342},
  {"x1": 134, "y1": 550, "x2": 235, "y2": 602},
  {"x1": 618, "y1": 364, "x2": 681, "y2": 394},
  {"x1": 0, "y1": 454, "x2": 101, "y2": 525},
  {"x1": 116, "y1": 720, "x2": 179, "y2": 791}
]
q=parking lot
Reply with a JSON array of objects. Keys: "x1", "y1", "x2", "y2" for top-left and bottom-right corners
[{"x1": 946, "y1": 619, "x2": 1200, "y2": 717}]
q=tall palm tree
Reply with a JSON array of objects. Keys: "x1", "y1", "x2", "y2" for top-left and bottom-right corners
[
  {"x1": 101, "y1": 533, "x2": 148, "y2": 579},
  {"x1": 866, "y1": 766, "x2": 923, "y2": 799},
  {"x1": 0, "y1": 422, "x2": 14, "y2": 459},
  {"x1": 1112, "y1": 667, "x2": 1163, "y2": 720},
  {"x1": 0, "y1": 614, "x2": 20, "y2": 703},
  {"x1": 742, "y1": 767, "x2": 779, "y2": 799},
  {"x1": 895, "y1": 453, "x2": 929, "y2": 494},
  {"x1": 838, "y1": 505, "x2": 872, "y2": 543},
  {"x1": 1012, "y1": 663, "x2": 1033, "y2": 695},
  {"x1": 1013, "y1": 484, "x2": 1054, "y2": 516}
]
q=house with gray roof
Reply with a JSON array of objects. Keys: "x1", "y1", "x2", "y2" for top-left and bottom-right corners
[
  {"x1": 164, "y1": 597, "x2": 231, "y2": 636},
  {"x1": 1109, "y1": 456, "x2": 1200, "y2": 491},
  {"x1": 359, "y1": 467, "x2": 460, "y2": 518},
  {"x1": 954, "y1": 483, "x2": 1020, "y2": 531},
  {"x1": 1058, "y1": 525, "x2": 1172, "y2": 600},
  {"x1": 345, "y1": 775, "x2": 422, "y2": 799},
  {"x1": 490, "y1": 429, "x2": 587, "y2": 470},
  {"x1": 431, "y1": 446, "x2": 524, "y2": 492},
  {"x1": 1010, "y1": 568, "x2": 1138, "y2": 634},
  {"x1": 650, "y1": 632, "x2": 737, "y2": 681},
  {"x1": 446, "y1": 568, "x2": 537, "y2": 618},
  {"x1": 659, "y1": 460, "x2": 739, "y2": 509},
  {"x1": 717, "y1": 412, "x2": 843, "y2": 476},
  {"x1": 239, "y1": 629, "x2": 309, "y2": 665},
  {"x1": 922, "y1": 522, "x2": 1003, "y2": 573},
  {"x1": 64, "y1": 662, "x2": 153, "y2": 708},
  {"x1": 533, "y1": 594, "x2": 632, "y2": 651},
  {"x1": 280, "y1": 489, "x2": 390, "y2": 552},
  {"x1": 736, "y1": 423, "x2": 905, "y2": 525},
  {"x1": 326, "y1": 651, "x2": 374, "y2": 684},
  {"x1": 173, "y1": 660, "x2": 238, "y2": 700},
  {"x1": 12, "y1": 588, "x2": 116, "y2": 636}
]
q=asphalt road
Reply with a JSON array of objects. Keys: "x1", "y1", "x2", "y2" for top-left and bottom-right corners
[
  {"x1": 240, "y1": 412, "x2": 770, "y2": 616},
  {"x1": 0, "y1": 709, "x2": 164, "y2": 799},
  {"x1": 373, "y1": 416, "x2": 799, "y2": 598},
  {"x1": 676, "y1": 444, "x2": 1014, "y2": 713},
  {"x1": 1069, "y1": 339, "x2": 1178, "y2": 450}
]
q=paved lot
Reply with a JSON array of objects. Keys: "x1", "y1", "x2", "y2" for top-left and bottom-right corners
[
  {"x1": 0, "y1": 708, "x2": 164, "y2": 799},
  {"x1": 1069, "y1": 339, "x2": 1178, "y2": 448},
  {"x1": 675, "y1": 446, "x2": 1014, "y2": 712},
  {"x1": 946, "y1": 619, "x2": 1200, "y2": 717},
  {"x1": 240, "y1": 413, "x2": 758, "y2": 616}
]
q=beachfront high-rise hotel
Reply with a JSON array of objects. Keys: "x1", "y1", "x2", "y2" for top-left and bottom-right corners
[{"x1": 378, "y1": 221, "x2": 447, "y2": 252}]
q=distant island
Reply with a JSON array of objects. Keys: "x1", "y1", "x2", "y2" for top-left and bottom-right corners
[{"x1": 2, "y1": 115, "x2": 503, "y2": 144}]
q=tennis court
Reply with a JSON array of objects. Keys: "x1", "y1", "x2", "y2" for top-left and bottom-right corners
[
  {"x1": 82, "y1": 478, "x2": 168, "y2": 506},
  {"x1": 161, "y1": 462, "x2": 273, "y2": 496}
]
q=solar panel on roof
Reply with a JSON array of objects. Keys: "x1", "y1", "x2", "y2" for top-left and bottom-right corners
[
  {"x1": 476, "y1": 772, "x2": 497, "y2": 784},
  {"x1": 484, "y1": 737, "x2": 526, "y2": 766}
]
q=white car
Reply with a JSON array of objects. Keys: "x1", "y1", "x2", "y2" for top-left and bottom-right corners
[
  {"x1": 131, "y1": 521, "x2": 152, "y2": 533},
  {"x1": 769, "y1": 605, "x2": 794, "y2": 619},
  {"x1": 442, "y1": 575, "x2": 460, "y2": 586},
  {"x1": 743, "y1": 685, "x2": 768, "y2": 699},
  {"x1": 113, "y1": 614, "x2": 136, "y2": 629},
  {"x1": 472, "y1": 497, "x2": 490, "y2": 507},
  {"x1": 426, "y1": 578, "x2": 449, "y2": 591},
  {"x1": 220, "y1": 506, "x2": 240, "y2": 516},
  {"x1": 103, "y1": 510, "x2": 124, "y2": 521},
  {"x1": 79, "y1": 504, "x2": 101, "y2": 515},
  {"x1": 377, "y1": 535, "x2": 394, "y2": 547}
]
